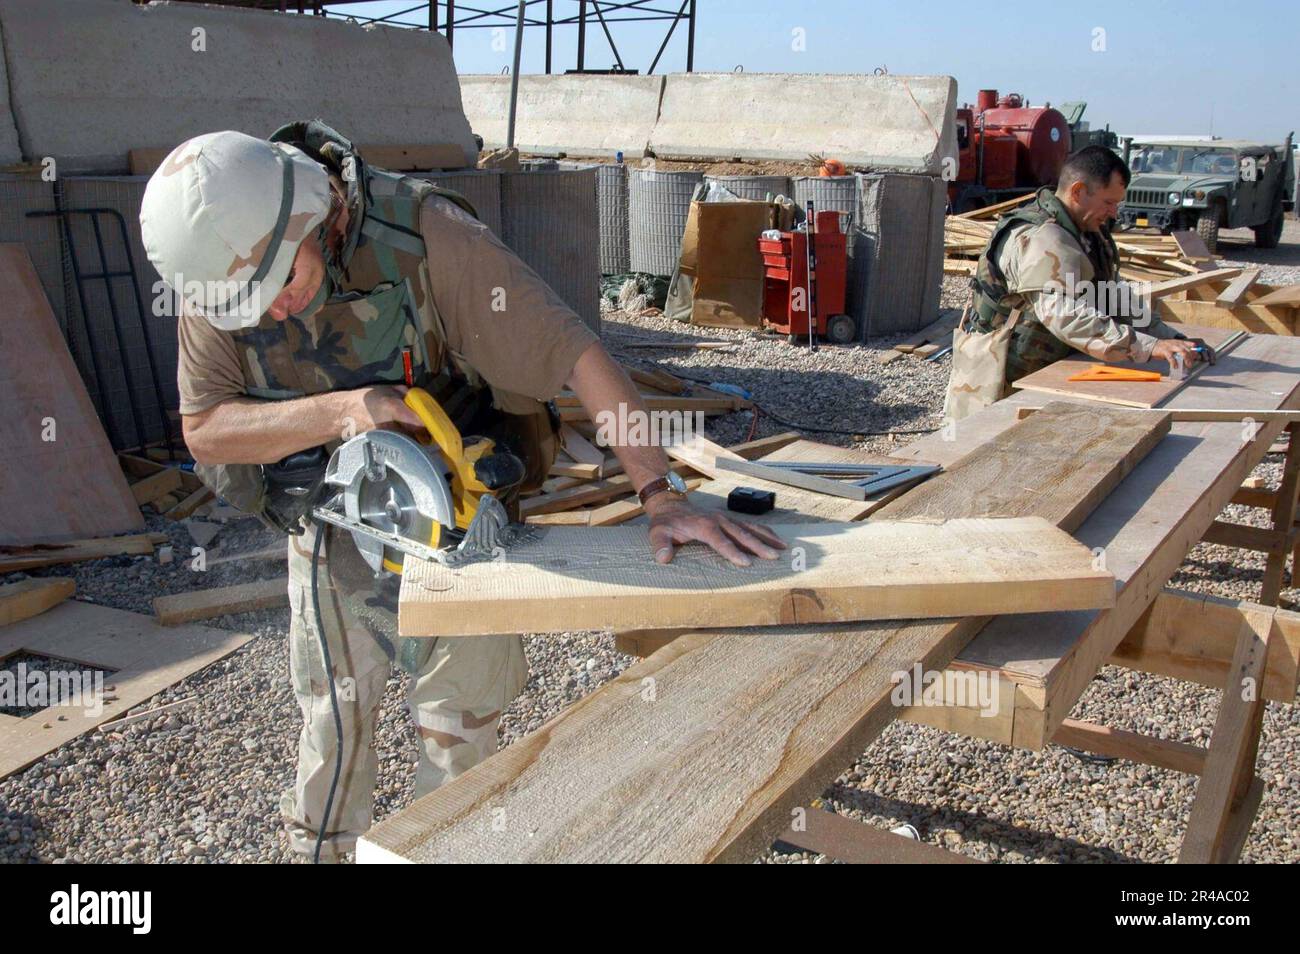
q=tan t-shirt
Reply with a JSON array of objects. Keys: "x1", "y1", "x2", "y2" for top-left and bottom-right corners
[{"x1": 176, "y1": 194, "x2": 598, "y2": 416}]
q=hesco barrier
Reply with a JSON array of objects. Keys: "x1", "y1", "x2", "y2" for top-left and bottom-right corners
[
  {"x1": 850, "y1": 173, "x2": 947, "y2": 338},
  {"x1": 502, "y1": 164, "x2": 601, "y2": 332},
  {"x1": 596, "y1": 163, "x2": 630, "y2": 275},
  {"x1": 627, "y1": 168, "x2": 702, "y2": 277},
  {"x1": 702, "y1": 174, "x2": 792, "y2": 202},
  {"x1": 411, "y1": 169, "x2": 503, "y2": 237}
]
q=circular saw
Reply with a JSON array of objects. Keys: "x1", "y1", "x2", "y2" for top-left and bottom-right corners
[{"x1": 312, "y1": 388, "x2": 524, "y2": 575}]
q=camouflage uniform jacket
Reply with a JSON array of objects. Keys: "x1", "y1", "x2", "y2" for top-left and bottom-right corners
[{"x1": 969, "y1": 188, "x2": 1185, "y2": 383}]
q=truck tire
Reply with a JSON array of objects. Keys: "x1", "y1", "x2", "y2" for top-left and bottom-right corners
[
  {"x1": 1254, "y1": 208, "x2": 1284, "y2": 249},
  {"x1": 1195, "y1": 209, "x2": 1220, "y2": 254}
]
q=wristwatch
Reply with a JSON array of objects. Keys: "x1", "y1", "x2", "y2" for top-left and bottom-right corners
[{"x1": 638, "y1": 470, "x2": 689, "y2": 506}]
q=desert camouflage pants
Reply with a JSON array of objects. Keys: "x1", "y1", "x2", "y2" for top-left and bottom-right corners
[{"x1": 279, "y1": 525, "x2": 528, "y2": 860}]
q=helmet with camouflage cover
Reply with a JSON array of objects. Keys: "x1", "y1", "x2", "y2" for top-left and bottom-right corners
[{"x1": 140, "y1": 130, "x2": 332, "y2": 331}]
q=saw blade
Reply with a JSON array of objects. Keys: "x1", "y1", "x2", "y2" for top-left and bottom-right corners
[{"x1": 356, "y1": 468, "x2": 438, "y2": 573}]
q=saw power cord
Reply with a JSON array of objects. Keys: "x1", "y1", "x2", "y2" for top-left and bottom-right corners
[{"x1": 309, "y1": 524, "x2": 345, "y2": 865}]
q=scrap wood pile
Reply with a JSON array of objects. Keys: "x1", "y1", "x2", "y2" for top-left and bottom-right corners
[
  {"x1": 531, "y1": 362, "x2": 755, "y2": 527},
  {"x1": 944, "y1": 192, "x2": 1212, "y2": 283}
]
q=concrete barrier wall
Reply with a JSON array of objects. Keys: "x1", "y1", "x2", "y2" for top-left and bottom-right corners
[
  {"x1": 460, "y1": 72, "x2": 957, "y2": 176},
  {"x1": 461, "y1": 74, "x2": 663, "y2": 159},
  {"x1": 651, "y1": 73, "x2": 957, "y2": 175},
  {"x1": 0, "y1": 0, "x2": 478, "y2": 174}
]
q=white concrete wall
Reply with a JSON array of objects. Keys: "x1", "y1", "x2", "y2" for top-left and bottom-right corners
[
  {"x1": 461, "y1": 74, "x2": 663, "y2": 159},
  {"x1": 651, "y1": 73, "x2": 957, "y2": 176},
  {"x1": 0, "y1": 0, "x2": 478, "y2": 174}
]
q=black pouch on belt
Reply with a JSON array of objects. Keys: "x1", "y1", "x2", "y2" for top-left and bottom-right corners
[{"x1": 262, "y1": 445, "x2": 329, "y2": 535}]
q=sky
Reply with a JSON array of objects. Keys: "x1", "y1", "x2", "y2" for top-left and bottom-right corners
[{"x1": 326, "y1": 0, "x2": 1296, "y2": 142}]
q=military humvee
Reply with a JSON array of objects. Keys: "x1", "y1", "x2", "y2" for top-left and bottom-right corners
[{"x1": 1117, "y1": 135, "x2": 1295, "y2": 252}]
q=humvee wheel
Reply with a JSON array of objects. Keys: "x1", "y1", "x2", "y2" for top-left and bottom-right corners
[{"x1": 1196, "y1": 209, "x2": 1220, "y2": 254}]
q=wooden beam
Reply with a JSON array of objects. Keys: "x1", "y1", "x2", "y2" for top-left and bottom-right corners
[
  {"x1": 1052, "y1": 718, "x2": 1206, "y2": 776},
  {"x1": 129, "y1": 467, "x2": 182, "y2": 506},
  {"x1": 361, "y1": 402, "x2": 1169, "y2": 863},
  {"x1": 1017, "y1": 406, "x2": 1300, "y2": 424},
  {"x1": 1179, "y1": 614, "x2": 1270, "y2": 863},
  {"x1": 1215, "y1": 268, "x2": 1261, "y2": 308},
  {"x1": 776, "y1": 807, "x2": 981, "y2": 863},
  {"x1": 0, "y1": 533, "x2": 167, "y2": 573},
  {"x1": 399, "y1": 517, "x2": 1115, "y2": 637},
  {"x1": 0, "y1": 578, "x2": 75, "y2": 627},
  {"x1": 1109, "y1": 589, "x2": 1300, "y2": 703},
  {"x1": 152, "y1": 578, "x2": 288, "y2": 626},
  {"x1": 1147, "y1": 268, "x2": 1243, "y2": 302},
  {"x1": 1250, "y1": 284, "x2": 1300, "y2": 309}
]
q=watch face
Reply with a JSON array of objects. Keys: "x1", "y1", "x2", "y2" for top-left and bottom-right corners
[{"x1": 666, "y1": 471, "x2": 689, "y2": 494}]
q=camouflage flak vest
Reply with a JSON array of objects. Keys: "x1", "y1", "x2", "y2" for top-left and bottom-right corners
[
  {"x1": 195, "y1": 121, "x2": 554, "y2": 519},
  {"x1": 968, "y1": 188, "x2": 1121, "y2": 383}
]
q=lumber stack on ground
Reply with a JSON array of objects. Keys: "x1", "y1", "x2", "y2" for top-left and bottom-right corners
[{"x1": 361, "y1": 401, "x2": 1168, "y2": 863}]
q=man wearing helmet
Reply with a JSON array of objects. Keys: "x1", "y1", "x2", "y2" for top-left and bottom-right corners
[{"x1": 141, "y1": 123, "x2": 782, "y2": 861}]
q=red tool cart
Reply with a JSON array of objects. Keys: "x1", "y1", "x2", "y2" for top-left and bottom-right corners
[{"x1": 757, "y1": 210, "x2": 856, "y2": 344}]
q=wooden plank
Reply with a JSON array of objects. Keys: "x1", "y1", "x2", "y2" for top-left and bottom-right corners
[
  {"x1": 363, "y1": 402, "x2": 1166, "y2": 863},
  {"x1": 0, "y1": 602, "x2": 251, "y2": 780},
  {"x1": 0, "y1": 244, "x2": 144, "y2": 544},
  {"x1": 1147, "y1": 268, "x2": 1243, "y2": 302},
  {"x1": 1250, "y1": 284, "x2": 1300, "y2": 308},
  {"x1": 0, "y1": 578, "x2": 75, "y2": 627},
  {"x1": 399, "y1": 518, "x2": 1115, "y2": 637},
  {"x1": 152, "y1": 577, "x2": 288, "y2": 626},
  {"x1": 0, "y1": 533, "x2": 167, "y2": 573},
  {"x1": 666, "y1": 434, "x2": 916, "y2": 523},
  {"x1": 129, "y1": 467, "x2": 182, "y2": 506},
  {"x1": 558, "y1": 424, "x2": 607, "y2": 471},
  {"x1": 1216, "y1": 268, "x2": 1261, "y2": 308},
  {"x1": 1017, "y1": 405, "x2": 1300, "y2": 424},
  {"x1": 1052, "y1": 719, "x2": 1206, "y2": 776},
  {"x1": 547, "y1": 456, "x2": 601, "y2": 480},
  {"x1": 1159, "y1": 297, "x2": 1296, "y2": 336},
  {"x1": 1012, "y1": 324, "x2": 1244, "y2": 410},
  {"x1": 164, "y1": 486, "x2": 214, "y2": 521},
  {"x1": 777, "y1": 807, "x2": 981, "y2": 863},
  {"x1": 953, "y1": 192, "x2": 1033, "y2": 220}
]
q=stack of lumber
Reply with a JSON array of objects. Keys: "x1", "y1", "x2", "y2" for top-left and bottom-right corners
[
  {"x1": 946, "y1": 212, "x2": 1203, "y2": 284},
  {"x1": 535, "y1": 363, "x2": 752, "y2": 522},
  {"x1": 878, "y1": 310, "x2": 963, "y2": 363},
  {"x1": 945, "y1": 193, "x2": 1220, "y2": 284}
]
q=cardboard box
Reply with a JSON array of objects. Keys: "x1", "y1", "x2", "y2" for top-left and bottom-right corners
[{"x1": 678, "y1": 199, "x2": 774, "y2": 328}]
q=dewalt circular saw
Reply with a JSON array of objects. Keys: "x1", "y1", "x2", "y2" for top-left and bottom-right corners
[{"x1": 309, "y1": 388, "x2": 525, "y2": 574}]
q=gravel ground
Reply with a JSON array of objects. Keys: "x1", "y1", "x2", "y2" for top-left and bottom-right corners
[{"x1": 2, "y1": 237, "x2": 1298, "y2": 864}]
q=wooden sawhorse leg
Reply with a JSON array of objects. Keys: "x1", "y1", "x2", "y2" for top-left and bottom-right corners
[
  {"x1": 1264, "y1": 422, "x2": 1300, "y2": 604},
  {"x1": 1178, "y1": 613, "x2": 1271, "y2": 863}
]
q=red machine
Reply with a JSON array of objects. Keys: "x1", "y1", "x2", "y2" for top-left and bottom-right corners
[
  {"x1": 950, "y1": 90, "x2": 1072, "y2": 213},
  {"x1": 757, "y1": 210, "x2": 855, "y2": 344}
]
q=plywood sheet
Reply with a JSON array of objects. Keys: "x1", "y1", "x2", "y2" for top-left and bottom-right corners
[
  {"x1": 1011, "y1": 324, "x2": 1244, "y2": 410},
  {"x1": 0, "y1": 601, "x2": 251, "y2": 779},
  {"x1": 0, "y1": 244, "x2": 143, "y2": 544}
]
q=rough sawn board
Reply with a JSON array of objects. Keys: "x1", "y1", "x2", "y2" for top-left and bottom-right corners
[{"x1": 398, "y1": 518, "x2": 1115, "y2": 637}]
